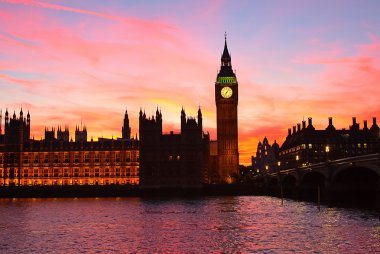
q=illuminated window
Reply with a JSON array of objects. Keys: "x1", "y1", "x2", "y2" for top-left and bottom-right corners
[
  {"x1": 23, "y1": 155, "x2": 29, "y2": 164},
  {"x1": 177, "y1": 155, "x2": 180, "y2": 160},
  {"x1": 308, "y1": 144, "x2": 312, "y2": 149},
  {"x1": 125, "y1": 152, "x2": 131, "y2": 162},
  {"x1": 357, "y1": 143, "x2": 361, "y2": 148},
  {"x1": 364, "y1": 143, "x2": 367, "y2": 148},
  {"x1": 95, "y1": 153, "x2": 100, "y2": 163}
]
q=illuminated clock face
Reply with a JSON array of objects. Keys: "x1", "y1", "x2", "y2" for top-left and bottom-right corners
[{"x1": 221, "y1": 86, "x2": 233, "y2": 98}]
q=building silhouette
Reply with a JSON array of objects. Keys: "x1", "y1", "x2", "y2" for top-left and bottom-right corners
[
  {"x1": 57, "y1": 126, "x2": 69, "y2": 142},
  {"x1": 214, "y1": 35, "x2": 239, "y2": 183},
  {"x1": 252, "y1": 117, "x2": 380, "y2": 174},
  {"x1": 251, "y1": 137, "x2": 279, "y2": 175},
  {"x1": 0, "y1": 109, "x2": 139, "y2": 186},
  {"x1": 279, "y1": 117, "x2": 380, "y2": 169},
  {"x1": 139, "y1": 107, "x2": 209, "y2": 188},
  {"x1": 4, "y1": 108, "x2": 30, "y2": 144}
]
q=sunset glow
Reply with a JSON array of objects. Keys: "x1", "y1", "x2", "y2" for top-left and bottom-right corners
[{"x1": 1, "y1": 0, "x2": 380, "y2": 164}]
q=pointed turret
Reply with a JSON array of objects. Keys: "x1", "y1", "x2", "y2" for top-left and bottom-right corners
[
  {"x1": 197, "y1": 106, "x2": 202, "y2": 131},
  {"x1": 26, "y1": 110, "x2": 30, "y2": 126},
  {"x1": 181, "y1": 106, "x2": 186, "y2": 131},
  {"x1": 221, "y1": 33, "x2": 231, "y2": 66},
  {"x1": 5, "y1": 109, "x2": 8, "y2": 125},
  {"x1": 217, "y1": 33, "x2": 236, "y2": 80},
  {"x1": 122, "y1": 108, "x2": 131, "y2": 140},
  {"x1": 20, "y1": 108, "x2": 23, "y2": 120}
]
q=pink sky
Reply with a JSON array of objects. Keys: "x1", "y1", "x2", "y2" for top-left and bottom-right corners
[{"x1": 1, "y1": 0, "x2": 380, "y2": 164}]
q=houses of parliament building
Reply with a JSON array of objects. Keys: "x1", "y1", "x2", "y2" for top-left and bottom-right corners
[{"x1": 0, "y1": 109, "x2": 139, "y2": 186}]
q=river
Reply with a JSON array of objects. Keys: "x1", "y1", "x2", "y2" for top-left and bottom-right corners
[{"x1": 0, "y1": 196, "x2": 379, "y2": 253}]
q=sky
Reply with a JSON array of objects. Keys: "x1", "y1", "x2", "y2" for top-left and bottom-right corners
[{"x1": 0, "y1": 0, "x2": 380, "y2": 165}]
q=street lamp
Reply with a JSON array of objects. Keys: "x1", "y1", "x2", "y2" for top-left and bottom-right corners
[{"x1": 325, "y1": 145, "x2": 330, "y2": 161}]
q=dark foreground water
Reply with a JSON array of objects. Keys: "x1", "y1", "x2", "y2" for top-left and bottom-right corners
[{"x1": 0, "y1": 196, "x2": 379, "y2": 253}]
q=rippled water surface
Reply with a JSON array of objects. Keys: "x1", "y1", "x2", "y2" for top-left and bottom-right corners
[{"x1": 0, "y1": 196, "x2": 379, "y2": 253}]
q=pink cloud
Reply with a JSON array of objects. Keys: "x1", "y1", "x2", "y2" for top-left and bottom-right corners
[
  {"x1": 0, "y1": 0, "x2": 173, "y2": 30},
  {"x1": 0, "y1": 73, "x2": 40, "y2": 89}
]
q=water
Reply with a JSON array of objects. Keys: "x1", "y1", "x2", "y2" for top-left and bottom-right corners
[{"x1": 0, "y1": 196, "x2": 379, "y2": 253}]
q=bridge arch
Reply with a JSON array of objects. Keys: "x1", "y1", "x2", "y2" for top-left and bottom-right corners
[
  {"x1": 268, "y1": 177, "x2": 279, "y2": 187},
  {"x1": 330, "y1": 164, "x2": 380, "y2": 205},
  {"x1": 281, "y1": 174, "x2": 297, "y2": 186},
  {"x1": 300, "y1": 171, "x2": 326, "y2": 188},
  {"x1": 332, "y1": 164, "x2": 380, "y2": 185}
]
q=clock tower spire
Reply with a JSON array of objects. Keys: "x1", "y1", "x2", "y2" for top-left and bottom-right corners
[{"x1": 215, "y1": 34, "x2": 239, "y2": 183}]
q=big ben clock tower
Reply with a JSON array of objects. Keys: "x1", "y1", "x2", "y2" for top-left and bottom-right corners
[{"x1": 215, "y1": 35, "x2": 239, "y2": 183}]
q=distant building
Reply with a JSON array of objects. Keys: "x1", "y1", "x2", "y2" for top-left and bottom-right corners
[
  {"x1": 251, "y1": 137, "x2": 280, "y2": 175},
  {"x1": 139, "y1": 107, "x2": 209, "y2": 188},
  {"x1": 279, "y1": 117, "x2": 380, "y2": 169},
  {"x1": 0, "y1": 109, "x2": 139, "y2": 186}
]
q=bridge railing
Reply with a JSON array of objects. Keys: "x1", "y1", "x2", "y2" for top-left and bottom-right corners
[{"x1": 269, "y1": 153, "x2": 380, "y2": 176}]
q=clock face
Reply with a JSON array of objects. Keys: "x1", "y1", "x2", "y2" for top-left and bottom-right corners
[{"x1": 221, "y1": 86, "x2": 233, "y2": 98}]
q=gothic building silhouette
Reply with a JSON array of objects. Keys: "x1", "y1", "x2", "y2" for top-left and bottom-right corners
[
  {"x1": 0, "y1": 109, "x2": 139, "y2": 186},
  {"x1": 139, "y1": 107, "x2": 210, "y2": 188}
]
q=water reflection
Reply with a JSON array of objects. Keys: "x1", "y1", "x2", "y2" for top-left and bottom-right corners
[{"x1": 0, "y1": 196, "x2": 379, "y2": 253}]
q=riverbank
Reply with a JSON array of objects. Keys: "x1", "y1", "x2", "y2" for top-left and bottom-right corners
[
  {"x1": 0, "y1": 184, "x2": 257, "y2": 198},
  {"x1": 1, "y1": 184, "x2": 379, "y2": 209}
]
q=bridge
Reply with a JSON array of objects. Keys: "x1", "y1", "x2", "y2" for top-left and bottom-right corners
[{"x1": 263, "y1": 153, "x2": 380, "y2": 206}]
